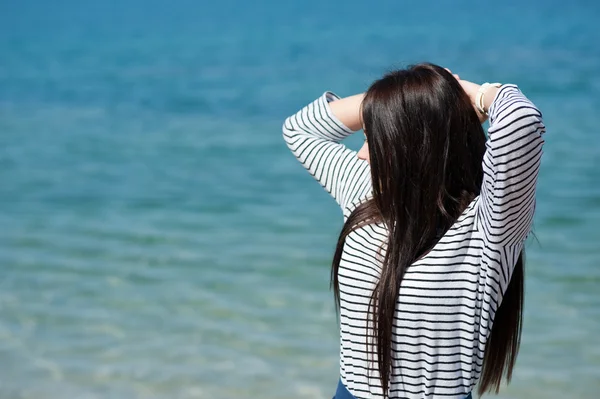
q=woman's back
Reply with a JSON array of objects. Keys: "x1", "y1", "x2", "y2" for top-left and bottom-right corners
[{"x1": 339, "y1": 195, "x2": 489, "y2": 397}]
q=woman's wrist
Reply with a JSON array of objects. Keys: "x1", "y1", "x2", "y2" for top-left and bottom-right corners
[
  {"x1": 477, "y1": 83, "x2": 502, "y2": 115},
  {"x1": 328, "y1": 93, "x2": 365, "y2": 132}
]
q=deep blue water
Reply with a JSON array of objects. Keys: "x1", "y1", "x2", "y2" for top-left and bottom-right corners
[{"x1": 1, "y1": 0, "x2": 599, "y2": 398}]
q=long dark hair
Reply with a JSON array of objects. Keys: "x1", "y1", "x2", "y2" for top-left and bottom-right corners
[{"x1": 331, "y1": 63, "x2": 524, "y2": 396}]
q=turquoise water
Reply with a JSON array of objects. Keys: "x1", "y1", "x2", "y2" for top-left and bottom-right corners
[{"x1": 1, "y1": 0, "x2": 599, "y2": 398}]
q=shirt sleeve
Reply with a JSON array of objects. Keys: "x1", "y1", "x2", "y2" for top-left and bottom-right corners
[
  {"x1": 282, "y1": 92, "x2": 371, "y2": 211},
  {"x1": 477, "y1": 84, "x2": 546, "y2": 250}
]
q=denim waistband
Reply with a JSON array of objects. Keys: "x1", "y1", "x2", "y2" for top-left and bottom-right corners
[{"x1": 333, "y1": 379, "x2": 472, "y2": 399}]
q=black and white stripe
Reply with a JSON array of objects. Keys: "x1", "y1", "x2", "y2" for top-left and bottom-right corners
[{"x1": 282, "y1": 86, "x2": 545, "y2": 398}]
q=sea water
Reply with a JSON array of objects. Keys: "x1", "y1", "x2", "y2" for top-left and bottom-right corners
[{"x1": 1, "y1": 0, "x2": 599, "y2": 397}]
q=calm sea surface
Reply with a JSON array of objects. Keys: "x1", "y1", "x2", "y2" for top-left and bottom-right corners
[{"x1": 1, "y1": 0, "x2": 599, "y2": 398}]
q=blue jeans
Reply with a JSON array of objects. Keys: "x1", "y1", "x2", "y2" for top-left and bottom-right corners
[{"x1": 333, "y1": 379, "x2": 473, "y2": 399}]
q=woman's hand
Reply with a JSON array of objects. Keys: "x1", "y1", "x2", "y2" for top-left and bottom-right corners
[
  {"x1": 446, "y1": 69, "x2": 490, "y2": 123},
  {"x1": 457, "y1": 79, "x2": 488, "y2": 123}
]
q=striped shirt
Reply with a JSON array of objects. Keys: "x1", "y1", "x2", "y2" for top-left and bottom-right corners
[{"x1": 282, "y1": 84, "x2": 545, "y2": 398}]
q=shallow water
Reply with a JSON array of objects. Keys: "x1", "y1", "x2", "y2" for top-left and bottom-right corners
[{"x1": 1, "y1": 0, "x2": 599, "y2": 398}]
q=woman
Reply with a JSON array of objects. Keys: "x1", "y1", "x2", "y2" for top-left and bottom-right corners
[{"x1": 282, "y1": 63, "x2": 545, "y2": 398}]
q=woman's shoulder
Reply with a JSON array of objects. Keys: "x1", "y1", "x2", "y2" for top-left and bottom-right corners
[{"x1": 342, "y1": 180, "x2": 373, "y2": 219}]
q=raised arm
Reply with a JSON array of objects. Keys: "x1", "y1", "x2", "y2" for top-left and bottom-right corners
[
  {"x1": 470, "y1": 83, "x2": 546, "y2": 248},
  {"x1": 282, "y1": 92, "x2": 371, "y2": 210}
]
